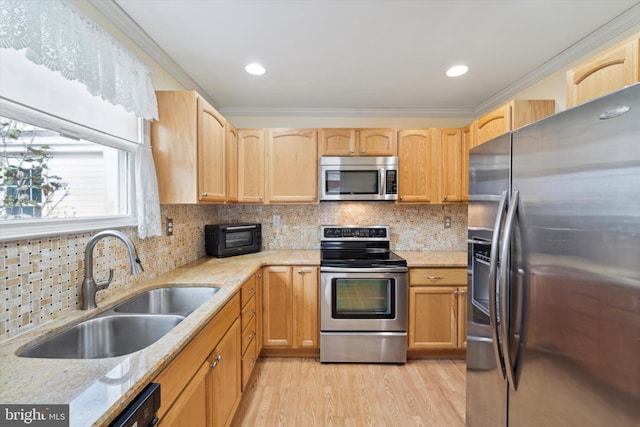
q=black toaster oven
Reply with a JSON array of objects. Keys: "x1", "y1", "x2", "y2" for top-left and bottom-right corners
[{"x1": 205, "y1": 223, "x2": 262, "y2": 258}]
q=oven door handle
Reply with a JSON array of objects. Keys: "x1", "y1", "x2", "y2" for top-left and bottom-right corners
[
  {"x1": 224, "y1": 225, "x2": 257, "y2": 231},
  {"x1": 489, "y1": 190, "x2": 508, "y2": 380},
  {"x1": 320, "y1": 266, "x2": 408, "y2": 273}
]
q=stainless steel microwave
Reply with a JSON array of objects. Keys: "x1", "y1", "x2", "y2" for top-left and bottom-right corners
[
  {"x1": 204, "y1": 223, "x2": 261, "y2": 258},
  {"x1": 319, "y1": 156, "x2": 398, "y2": 201}
]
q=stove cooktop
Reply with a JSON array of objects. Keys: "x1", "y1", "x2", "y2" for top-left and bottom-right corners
[{"x1": 320, "y1": 225, "x2": 407, "y2": 268}]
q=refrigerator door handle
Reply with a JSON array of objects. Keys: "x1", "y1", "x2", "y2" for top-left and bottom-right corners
[
  {"x1": 489, "y1": 190, "x2": 508, "y2": 379},
  {"x1": 499, "y1": 190, "x2": 519, "y2": 391}
]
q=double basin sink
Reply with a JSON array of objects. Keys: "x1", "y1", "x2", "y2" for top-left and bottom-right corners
[{"x1": 18, "y1": 286, "x2": 220, "y2": 359}]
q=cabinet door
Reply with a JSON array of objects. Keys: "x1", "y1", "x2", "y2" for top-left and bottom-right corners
[
  {"x1": 237, "y1": 129, "x2": 265, "y2": 203},
  {"x1": 158, "y1": 361, "x2": 209, "y2": 427},
  {"x1": 461, "y1": 123, "x2": 474, "y2": 202},
  {"x1": 409, "y1": 286, "x2": 458, "y2": 349},
  {"x1": 198, "y1": 98, "x2": 226, "y2": 202},
  {"x1": 293, "y1": 266, "x2": 319, "y2": 348},
  {"x1": 319, "y1": 129, "x2": 357, "y2": 156},
  {"x1": 476, "y1": 103, "x2": 511, "y2": 146},
  {"x1": 566, "y1": 35, "x2": 639, "y2": 108},
  {"x1": 152, "y1": 91, "x2": 198, "y2": 204},
  {"x1": 457, "y1": 287, "x2": 467, "y2": 348},
  {"x1": 439, "y1": 128, "x2": 463, "y2": 203},
  {"x1": 209, "y1": 319, "x2": 241, "y2": 427},
  {"x1": 397, "y1": 129, "x2": 433, "y2": 203},
  {"x1": 262, "y1": 266, "x2": 293, "y2": 347},
  {"x1": 358, "y1": 129, "x2": 397, "y2": 156},
  {"x1": 225, "y1": 122, "x2": 238, "y2": 203},
  {"x1": 266, "y1": 129, "x2": 318, "y2": 203},
  {"x1": 255, "y1": 270, "x2": 263, "y2": 355}
]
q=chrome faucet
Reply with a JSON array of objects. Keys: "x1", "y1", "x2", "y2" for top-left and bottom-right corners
[{"x1": 81, "y1": 230, "x2": 144, "y2": 310}]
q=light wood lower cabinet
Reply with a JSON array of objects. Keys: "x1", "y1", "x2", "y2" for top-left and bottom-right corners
[
  {"x1": 240, "y1": 272, "x2": 261, "y2": 390},
  {"x1": 155, "y1": 293, "x2": 241, "y2": 427},
  {"x1": 262, "y1": 265, "x2": 319, "y2": 353},
  {"x1": 209, "y1": 318, "x2": 242, "y2": 427},
  {"x1": 408, "y1": 268, "x2": 467, "y2": 351}
]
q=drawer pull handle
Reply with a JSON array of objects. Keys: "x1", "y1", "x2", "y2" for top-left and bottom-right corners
[{"x1": 427, "y1": 276, "x2": 443, "y2": 280}]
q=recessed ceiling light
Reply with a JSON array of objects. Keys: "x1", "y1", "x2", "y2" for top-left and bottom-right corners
[
  {"x1": 446, "y1": 65, "x2": 469, "y2": 77},
  {"x1": 245, "y1": 63, "x2": 266, "y2": 76}
]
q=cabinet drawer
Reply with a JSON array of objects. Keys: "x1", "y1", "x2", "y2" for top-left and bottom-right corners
[
  {"x1": 242, "y1": 316, "x2": 257, "y2": 354},
  {"x1": 241, "y1": 340, "x2": 257, "y2": 391},
  {"x1": 410, "y1": 268, "x2": 467, "y2": 286},
  {"x1": 241, "y1": 297, "x2": 256, "y2": 331},
  {"x1": 241, "y1": 275, "x2": 257, "y2": 307}
]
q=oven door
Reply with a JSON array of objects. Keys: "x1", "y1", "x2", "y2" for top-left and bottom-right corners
[{"x1": 320, "y1": 267, "x2": 407, "y2": 332}]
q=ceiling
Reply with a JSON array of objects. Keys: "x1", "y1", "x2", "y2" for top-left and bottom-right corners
[{"x1": 107, "y1": 0, "x2": 640, "y2": 117}]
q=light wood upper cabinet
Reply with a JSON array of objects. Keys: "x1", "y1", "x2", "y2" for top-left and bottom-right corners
[
  {"x1": 358, "y1": 129, "x2": 397, "y2": 156},
  {"x1": 476, "y1": 100, "x2": 555, "y2": 146},
  {"x1": 397, "y1": 129, "x2": 433, "y2": 203},
  {"x1": 226, "y1": 122, "x2": 238, "y2": 203},
  {"x1": 266, "y1": 129, "x2": 318, "y2": 203},
  {"x1": 566, "y1": 33, "x2": 640, "y2": 108},
  {"x1": 151, "y1": 91, "x2": 227, "y2": 204},
  {"x1": 319, "y1": 128, "x2": 397, "y2": 156},
  {"x1": 461, "y1": 122, "x2": 475, "y2": 202},
  {"x1": 438, "y1": 128, "x2": 463, "y2": 203},
  {"x1": 319, "y1": 129, "x2": 357, "y2": 156},
  {"x1": 237, "y1": 129, "x2": 265, "y2": 203}
]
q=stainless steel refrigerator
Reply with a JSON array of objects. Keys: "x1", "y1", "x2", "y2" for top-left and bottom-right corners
[{"x1": 466, "y1": 83, "x2": 640, "y2": 426}]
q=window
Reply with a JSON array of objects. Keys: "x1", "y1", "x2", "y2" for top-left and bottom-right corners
[
  {"x1": 1, "y1": 117, "x2": 133, "y2": 221},
  {"x1": 0, "y1": 0, "x2": 160, "y2": 240},
  {"x1": 0, "y1": 50, "x2": 141, "y2": 240}
]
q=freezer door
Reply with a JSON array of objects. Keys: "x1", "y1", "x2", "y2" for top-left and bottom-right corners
[
  {"x1": 509, "y1": 84, "x2": 640, "y2": 426},
  {"x1": 466, "y1": 133, "x2": 511, "y2": 426}
]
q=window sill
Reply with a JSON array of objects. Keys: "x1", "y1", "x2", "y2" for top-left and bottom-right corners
[{"x1": 0, "y1": 216, "x2": 138, "y2": 242}]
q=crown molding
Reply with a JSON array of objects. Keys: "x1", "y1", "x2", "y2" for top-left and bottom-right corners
[
  {"x1": 86, "y1": 0, "x2": 220, "y2": 109},
  {"x1": 473, "y1": 3, "x2": 640, "y2": 116},
  {"x1": 218, "y1": 106, "x2": 474, "y2": 118}
]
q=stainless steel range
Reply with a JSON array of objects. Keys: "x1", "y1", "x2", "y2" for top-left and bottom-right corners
[{"x1": 319, "y1": 225, "x2": 408, "y2": 363}]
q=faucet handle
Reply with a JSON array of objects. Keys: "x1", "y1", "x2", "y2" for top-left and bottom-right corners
[{"x1": 96, "y1": 269, "x2": 114, "y2": 290}]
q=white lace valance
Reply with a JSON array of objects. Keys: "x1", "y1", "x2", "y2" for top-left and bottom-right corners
[{"x1": 0, "y1": 0, "x2": 158, "y2": 120}]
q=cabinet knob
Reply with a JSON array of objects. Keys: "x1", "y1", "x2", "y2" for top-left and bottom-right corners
[
  {"x1": 248, "y1": 287, "x2": 255, "y2": 295},
  {"x1": 444, "y1": 195, "x2": 448, "y2": 201},
  {"x1": 454, "y1": 290, "x2": 459, "y2": 295},
  {"x1": 259, "y1": 196, "x2": 263, "y2": 201},
  {"x1": 350, "y1": 149, "x2": 355, "y2": 154},
  {"x1": 459, "y1": 289, "x2": 467, "y2": 295},
  {"x1": 216, "y1": 354, "x2": 222, "y2": 362},
  {"x1": 249, "y1": 309, "x2": 255, "y2": 318},
  {"x1": 202, "y1": 192, "x2": 208, "y2": 197},
  {"x1": 211, "y1": 361, "x2": 218, "y2": 369},
  {"x1": 399, "y1": 195, "x2": 403, "y2": 201},
  {"x1": 312, "y1": 195, "x2": 317, "y2": 200}
]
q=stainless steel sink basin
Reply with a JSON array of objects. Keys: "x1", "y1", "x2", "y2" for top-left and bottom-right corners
[
  {"x1": 18, "y1": 314, "x2": 184, "y2": 359},
  {"x1": 114, "y1": 286, "x2": 219, "y2": 315}
]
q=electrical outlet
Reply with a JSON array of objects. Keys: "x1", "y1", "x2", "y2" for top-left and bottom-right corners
[
  {"x1": 166, "y1": 218, "x2": 174, "y2": 236},
  {"x1": 444, "y1": 216, "x2": 451, "y2": 229},
  {"x1": 273, "y1": 214, "x2": 281, "y2": 227}
]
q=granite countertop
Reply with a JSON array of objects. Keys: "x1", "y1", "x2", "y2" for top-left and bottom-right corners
[{"x1": 0, "y1": 249, "x2": 465, "y2": 426}]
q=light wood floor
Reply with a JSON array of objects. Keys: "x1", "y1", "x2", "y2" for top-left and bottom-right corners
[{"x1": 231, "y1": 358, "x2": 466, "y2": 427}]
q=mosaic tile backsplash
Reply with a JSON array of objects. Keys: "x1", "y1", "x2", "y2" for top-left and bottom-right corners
[
  {"x1": 1, "y1": 202, "x2": 466, "y2": 341},
  {"x1": 218, "y1": 203, "x2": 468, "y2": 251}
]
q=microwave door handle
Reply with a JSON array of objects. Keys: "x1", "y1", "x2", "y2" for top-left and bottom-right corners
[
  {"x1": 225, "y1": 225, "x2": 257, "y2": 231},
  {"x1": 489, "y1": 190, "x2": 508, "y2": 380},
  {"x1": 380, "y1": 169, "x2": 385, "y2": 196}
]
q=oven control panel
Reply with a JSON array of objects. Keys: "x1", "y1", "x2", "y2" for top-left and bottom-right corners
[{"x1": 322, "y1": 226, "x2": 388, "y2": 239}]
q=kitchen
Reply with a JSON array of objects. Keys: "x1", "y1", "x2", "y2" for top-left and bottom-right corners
[{"x1": 1, "y1": 1, "x2": 639, "y2": 426}]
